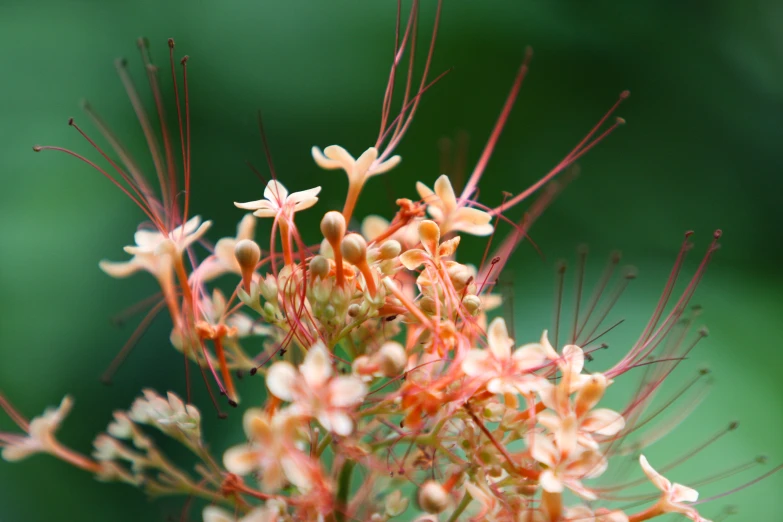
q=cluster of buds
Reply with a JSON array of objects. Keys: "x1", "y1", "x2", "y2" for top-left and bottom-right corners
[{"x1": 4, "y1": 2, "x2": 780, "y2": 521}]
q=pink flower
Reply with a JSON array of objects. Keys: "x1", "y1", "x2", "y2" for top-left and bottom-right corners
[
  {"x1": 639, "y1": 455, "x2": 712, "y2": 522},
  {"x1": 266, "y1": 342, "x2": 367, "y2": 436},
  {"x1": 461, "y1": 317, "x2": 548, "y2": 395},
  {"x1": 235, "y1": 180, "x2": 320, "y2": 219},
  {"x1": 416, "y1": 175, "x2": 493, "y2": 236}
]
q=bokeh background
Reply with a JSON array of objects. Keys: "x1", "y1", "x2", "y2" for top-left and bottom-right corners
[{"x1": 1, "y1": 1, "x2": 782, "y2": 520}]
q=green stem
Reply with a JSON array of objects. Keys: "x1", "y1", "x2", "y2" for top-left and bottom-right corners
[
  {"x1": 447, "y1": 492, "x2": 473, "y2": 522},
  {"x1": 335, "y1": 460, "x2": 356, "y2": 522}
]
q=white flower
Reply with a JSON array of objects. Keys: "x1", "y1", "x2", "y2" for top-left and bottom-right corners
[
  {"x1": 312, "y1": 145, "x2": 401, "y2": 182},
  {"x1": 99, "y1": 215, "x2": 212, "y2": 282},
  {"x1": 128, "y1": 389, "x2": 201, "y2": 443},
  {"x1": 195, "y1": 214, "x2": 256, "y2": 282},
  {"x1": 639, "y1": 455, "x2": 712, "y2": 522},
  {"x1": 235, "y1": 180, "x2": 320, "y2": 218},
  {"x1": 564, "y1": 505, "x2": 628, "y2": 522},
  {"x1": 223, "y1": 409, "x2": 309, "y2": 492},
  {"x1": 0, "y1": 396, "x2": 73, "y2": 462},
  {"x1": 266, "y1": 342, "x2": 367, "y2": 436},
  {"x1": 416, "y1": 175, "x2": 493, "y2": 236},
  {"x1": 461, "y1": 317, "x2": 548, "y2": 395},
  {"x1": 203, "y1": 503, "x2": 285, "y2": 522},
  {"x1": 529, "y1": 431, "x2": 607, "y2": 500}
]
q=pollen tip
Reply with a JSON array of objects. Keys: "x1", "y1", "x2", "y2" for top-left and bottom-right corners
[
  {"x1": 616, "y1": 117, "x2": 626, "y2": 125},
  {"x1": 116, "y1": 57, "x2": 128, "y2": 68},
  {"x1": 136, "y1": 36, "x2": 149, "y2": 49},
  {"x1": 713, "y1": 229, "x2": 723, "y2": 239},
  {"x1": 684, "y1": 230, "x2": 694, "y2": 238},
  {"x1": 218, "y1": 412, "x2": 228, "y2": 420},
  {"x1": 167, "y1": 38, "x2": 175, "y2": 48},
  {"x1": 249, "y1": 367, "x2": 258, "y2": 376},
  {"x1": 698, "y1": 367, "x2": 711, "y2": 376},
  {"x1": 68, "y1": 117, "x2": 74, "y2": 126},
  {"x1": 698, "y1": 326, "x2": 709, "y2": 337},
  {"x1": 756, "y1": 455, "x2": 768, "y2": 464},
  {"x1": 32, "y1": 145, "x2": 42, "y2": 152},
  {"x1": 620, "y1": 89, "x2": 630, "y2": 99},
  {"x1": 728, "y1": 421, "x2": 739, "y2": 430},
  {"x1": 610, "y1": 250, "x2": 622, "y2": 263},
  {"x1": 228, "y1": 399, "x2": 238, "y2": 408},
  {"x1": 180, "y1": 55, "x2": 189, "y2": 65},
  {"x1": 623, "y1": 265, "x2": 638, "y2": 279},
  {"x1": 555, "y1": 260, "x2": 567, "y2": 273}
]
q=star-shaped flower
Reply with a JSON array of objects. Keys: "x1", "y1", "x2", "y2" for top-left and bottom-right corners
[
  {"x1": 235, "y1": 180, "x2": 320, "y2": 219},
  {"x1": 1, "y1": 396, "x2": 73, "y2": 462},
  {"x1": 416, "y1": 175, "x2": 493, "y2": 236},
  {"x1": 462, "y1": 317, "x2": 548, "y2": 395},
  {"x1": 266, "y1": 342, "x2": 367, "y2": 436},
  {"x1": 639, "y1": 455, "x2": 712, "y2": 522},
  {"x1": 311, "y1": 145, "x2": 401, "y2": 183},
  {"x1": 99, "y1": 215, "x2": 212, "y2": 282}
]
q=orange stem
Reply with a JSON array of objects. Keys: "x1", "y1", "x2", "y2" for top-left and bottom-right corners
[{"x1": 214, "y1": 338, "x2": 236, "y2": 402}]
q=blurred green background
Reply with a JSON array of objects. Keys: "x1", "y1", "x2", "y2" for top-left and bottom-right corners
[{"x1": 1, "y1": 0, "x2": 782, "y2": 520}]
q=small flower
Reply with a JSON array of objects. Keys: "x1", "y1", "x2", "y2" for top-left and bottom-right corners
[
  {"x1": 564, "y1": 505, "x2": 629, "y2": 522},
  {"x1": 639, "y1": 455, "x2": 712, "y2": 522},
  {"x1": 399, "y1": 219, "x2": 461, "y2": 271},
  {"x1": 529, "y1": 430, "x2": 607, "y2": 500},
  {"x1": 234, "y1": 180, "x2": 320, "y2": 219},
  {"x1": 0, "y1": 396, "x2": 72, "y2": 462},
  {"x1": 416, "y1": 175, "x2": 493, "y2": 236},
  {"x1": 99, "y1": 215, "x2": 212, "y2": 282},
  {"x1": 461, "y1": 317, "x2": 548, "y2": 395},
  {"x1": 266, "y1": 342, "x2": 367, "y2": 436},
  {"x1": 223, "y1": 408, "x2": 308, "y2": 492},
  {"x1": 203, "y1": 504, "x2": 284, "y2": 522},
  {"x1": 128, "y1": 390, "x2": 201, "y2": 445},
  {"x1": 311, "y1": 145, "x2": 401, "y2": 182}
]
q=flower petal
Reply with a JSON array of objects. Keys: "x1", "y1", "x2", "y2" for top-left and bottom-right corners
[
  {"x1": 539, "y1": 469, "x2": 564, "y2": 493},
  {"x1": 461, "y1": 349, "x2": 491, "y2": 376},
  {"x1": 203, "y1": 506, "x2": 236, "y2": 522},
  {"x1": 400, "y1": 249, "x2": 429, "y2": 270},
  {"x1": 289, "y1": 186, "x2": 322, "y2": 205},
  {"x1": 264, "y1": 180, "x2": 289, "y2": 203},
  {"x1": 433, "y1": 175, "x2": 457, "y2": 213},
  {"x1": 99, "y1": 259, "x2": 144, "y2": 279},
  {"x1": 582, "y1": 408, "x2": 625, "y2": 436},
  {"x1": 371, "y1": 155, "x2": 401, "y2": 176},
  {"x1": 353, "y1": 147, "x2": 378, "y2": 181},
  {"x1": 418, "y1": 220, "x2": 440, "y2": 256},
  {"x1": 266, "y1": 362, "x2": 298, "y2": 402},
  {"x1": 222, "y1": 444, "x2": 258, "y2": 476},
  {"x1": 329, "y1": 376, "x2": 367, "y2": 407},
  {"x1": 487, "y1": 318, "x2": 513, "y2": 361},
  {"x1": 300, "y1": 343, "x2": 332, "y2": 388},
  {"x1": 323, "y1": 145, "x2": 355, "y2": 172},
  {"x1": 639, "y1": 455, "x2": 672, "y2": 493},
  {"x1": 670, "y1": 483, "x2": 699, "y2": 504}
]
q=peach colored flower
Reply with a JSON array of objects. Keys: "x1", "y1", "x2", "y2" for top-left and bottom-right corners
[
  {"x1": 640, "y1": 455, "x2": 712, "y2": 522},
  {"x1": 311, "y1": 145, "x2": 400, "y2": 183},
  {"x1": 266, "y1": 342, "x2": 367, "y2": 436},
  {"x1": 416, "y1": 175, "x2": 493, "y2": 236},
  {"x1": 0, "y1": 396, "x2": 73, "y2": 462},
  {"x1": 235, "y1": 180, "x2": 320, "y2": 219}
]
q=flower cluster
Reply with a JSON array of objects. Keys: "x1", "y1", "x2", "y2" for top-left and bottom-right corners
[{"x1": 4, "y1": 3, "x2": 779, "y2": 522}]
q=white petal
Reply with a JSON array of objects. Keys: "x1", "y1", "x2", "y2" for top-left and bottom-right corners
[
  {"x1": 582, "y1": 408, "x2": 625, "y2": 436},
  {"x1": 371, "y1": 155, "x2": 401, "y2": 175},
  {"x1": 670, "y1": 483, "x2": 699, "y2": 504},
  {"x1": 487, "y1": 317, "x2": 513, "y2": 361},
  {"x1": 529, "y1": 433, "x2": 558, "y2": 468},
  {"x1": 512, "y1": 343, "x2": 549, "y2": 371},
  {"x1": 236, "y1": 214, "x2": 256, "y2": 240},
  {"x1": 433, "y1": 175, "x2": 457, "y2": 213},
  {"x1": 99, "y1": 259, "x2": 143, "y2": 278},
  {"x1": 539, "y1": 469, "x2": 563, "y2": 493},
  {"x1": 235, "y1": 198, "x2": 270, "y2": 210},
  {"x1": 416, "y1": 181, "x2": 436, "y2": 203},
  {"x1": 264, "y1": 180, "x2": 289, "y2": 202},
  {"x1": 353, "y1": 147, "x2": 378, "y2": 181},
  {"x1": 293, "y1": 196, "x2": 319, "y2": 212},
  {"x1": 203, "y1": 506, "x2": 235, "y2": 522},
  {"x1": 323, "y1": 411, "x2": 353, "y2": 436},
  {"x1": 312, "y1": 146, "x2": 342, "y2": 170},
  {"x1": 289, "y1": 186, "x2": 322, "y2": 205},
  {"x1": 400, "y1": 249, "x2": 429, "y2": 270},
  {"x1": 300, "y1": 343, "x2": 332, "y2": 388},
  {"x1": 323, "y1": 145, "x2": 356, "y2": 172},
  {"x1": 461, "y1": 350, "x2": 490, "y2": 376},
  {"x1": 266, "y1": 362, "x2": 298, "y2": 402},
  {"x1": 282, "y1": 456, "x2": 313, "y2": 491},
  {"x1": 329, "y1": 376, "x2": 367, "y2": 407},
  {"x1": 451, "y1": 221, "x2": 494, "y2": 237},
  {"x1": 561, "y1": 344, "x2": 585, "y2": 375},
  {"x1": 361, "y1": 215, "x2": 390, "y2": 241},
  {"x1": 259, "y1": 460, "x2": 287, "y2": 492},
  {"x1": 222, "y1": 444, "x2": 258, "y2": 476},
  {"x1": 639, "y1": 455, "x2": 672, "y2": 493}
]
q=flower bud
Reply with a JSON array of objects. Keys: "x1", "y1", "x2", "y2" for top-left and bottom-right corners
[
  {"x1": 341, "y1": 233, "x2": 368, "y2": 265},
  {"x1": 462, "y1": 294, "x2": 482, "y2": 315},
  {"x1": 419, "y1": 295, "x2": 437, "y2": 314},
  {"x1": 321, "y1": 211, "x2": 346, "y2": 244},
  {"x1": 347, "y1": 303, "x2": 362, "y2": 317},
  {"x1": 377, "y1": 341, "x2": 407, "y2": 377},
  {"x1": 309, "y1": 255, "x2": 330, "y2": 279},
  {"x1": 418, "y1": 480, "x2": 449, "y2": 514},
  {"x1": 234, "y1": 239, "x2": 261, "y2": 271},
  {"x1": 260, "y1": 274, "x2": 278, "y2": 302},
  {"x1": 378, "y1": 240, "x2": 401, "y2": 260}
]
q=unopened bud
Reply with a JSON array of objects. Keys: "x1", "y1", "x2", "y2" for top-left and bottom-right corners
[
  {"x1": 321, "y1": 211, "x2": 346, "y2": 244},
  {"x1": 378, "y1": 240, "x2": 401, "y2": 260},
  {"x1": 341, "y1": 233, "x2": 368, "y2": 265},
  {"x1": 347, "y1": 303, "x2": 362, "y2": 317},
  {"x1": 462, "y1": 294, "x2": 482, "y2": 315},
  {"x1": 260, "y1": 274, "x2": 278, "y2": 302},
  {"x1": 234, "y1": 239, "x2": 260, "y2": 270},
  {"x1": 417, "y1": 480, "x2": 449, "y2": 514},
  {"x1": 419, "y1": 295, "x2": 437, "y2": 314},
  {"x1": 309, "y1": 255, "x2": 329, "y2": 279},
  {"x1": 377, "y1": 341, "x2": 407, "y2": 377}
]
